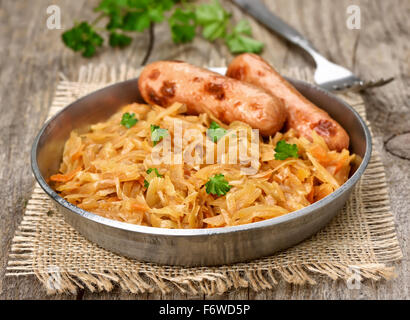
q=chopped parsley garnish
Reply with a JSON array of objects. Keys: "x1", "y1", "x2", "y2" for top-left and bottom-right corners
[
  {"x1": 144, "y1": 168, "x2": 163, "y2": 188},
  {"x1": 150, "y1": 124, "x2": 169, "y2": 146},
  {"x1": 274, "y1": 140, "x2": 299, "y2": 160},
  {"x1": 205, "y1": 174, "x2": 232, "y2": 196},
  {"x1": 120, "y1": 112, "x2": 138, "y2": 128},
  {"x1": 146, "y1": 168, "x2": 163, "y2": 176},
  {"x1": 207, "y1": 121, "x2": 227, "y2": 143}
]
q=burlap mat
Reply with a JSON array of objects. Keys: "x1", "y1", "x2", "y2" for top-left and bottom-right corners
[{"x1": 6, "y1": 64, "x2": 402, "y2": 295}]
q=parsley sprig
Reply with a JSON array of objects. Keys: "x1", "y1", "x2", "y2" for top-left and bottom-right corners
[
  {"x1": 62, "y1": 22, "x2": 104, "y2": 57},
  {"x1": 274, "y1": 140, "x2": 299, "y2": 160},
  {"x1": 120, "y1": 112, "x2": 138, "y2": 128},
  {"x1": 62, "y1": 0, "x2": 264, "y2": 59},
  {"x1": 207, "y1": 121, "x2": 227, "y2": 143},
  {"x1": 205, "y1": 174, "x2": 232, "y2": 196}
]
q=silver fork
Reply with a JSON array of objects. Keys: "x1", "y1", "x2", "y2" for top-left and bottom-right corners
[
  {"x1": 233, "y1": 0, "x2": 394, "y2": 92},
  {"x1": 309, "y1": 50, "x2": 393, "y2": 92}
]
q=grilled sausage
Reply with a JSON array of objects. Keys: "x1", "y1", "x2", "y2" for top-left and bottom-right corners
[
  {"x1": 226, "y1": 54, "x2": 350, "y2": 151},
  {"x1": 138, "y1": 61, "x2": 286, "y2": 136}
]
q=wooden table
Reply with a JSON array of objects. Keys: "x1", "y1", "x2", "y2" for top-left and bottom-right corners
[{"x1": 0, "y1": 0, "x2": 408, "y2": 300}]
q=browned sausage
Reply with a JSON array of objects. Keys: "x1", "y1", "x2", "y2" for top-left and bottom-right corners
[
  {"x1": 226, "y1": 54, "x2": 350, "y2": 151},
  {"x1": 138, "y1": 61, "x2": 286, "y2": 136}
]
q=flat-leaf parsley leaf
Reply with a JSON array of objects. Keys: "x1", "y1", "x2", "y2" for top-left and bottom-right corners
[
  {"x1": 120, "y1": 112, "x2": 138, "y2": 128},
  {"x1": 195, "y1": 0, "x2": 230, "y2": 41},
  {"x1": 109, "y1": 32, "x2": 132, "y2": 48},
  {"x1": 207, "y1": 121, "x2": 227, "y2": 143},
  {"x1": 225, "y1": 20, "x2": 264, "y2": 54},
  {"x1": 205, "y1": 174, "x2": 232, "y2": 196},
  {"x1": 168, "y1": 8, "x2": 196, "y2": 44},
  {"x1": 151, "y1": 124, "x2": 169, "y2": 146},
  {"x1": 274, "y1": 140, "x2": 299, "y2": 160},
  {"x1": 62, "y1": 22, "x2": 104, "y2": 58}
]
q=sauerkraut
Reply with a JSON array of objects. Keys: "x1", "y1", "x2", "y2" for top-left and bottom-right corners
[{"x1": 50, "y1": 102, "x2": 356, "y2": 228}]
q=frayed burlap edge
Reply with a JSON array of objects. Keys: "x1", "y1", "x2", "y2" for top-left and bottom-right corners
[
  {"x1": 27, "y1": 263, "x2": 397, "y2": 295},
  {"x1": 6, "y1": 63, "x2": 402, "y2": 296}
]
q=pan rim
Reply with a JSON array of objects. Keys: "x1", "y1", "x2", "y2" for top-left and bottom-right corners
[{"x1": 31, "y1": 73, "x2": 372, "y2": 237}]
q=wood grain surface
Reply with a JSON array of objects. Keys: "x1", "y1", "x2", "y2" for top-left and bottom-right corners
[{"x1": 0, "y1": 0, "x2": 408, "y2": 300}]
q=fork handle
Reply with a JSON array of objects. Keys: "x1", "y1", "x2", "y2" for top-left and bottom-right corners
[{"x1": 233, "y1": 0, "x2": 319, "y2": 56}]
